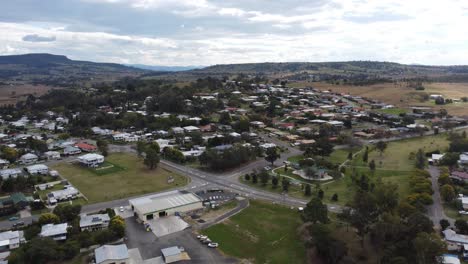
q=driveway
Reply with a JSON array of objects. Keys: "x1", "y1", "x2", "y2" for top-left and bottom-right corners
[{"x1": 427, "y1": 166, "x2": 454, "y2": 228}]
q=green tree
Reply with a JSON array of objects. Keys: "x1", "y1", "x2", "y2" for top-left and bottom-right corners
[
  {"x1": 375, "y1": 141, "x2": 388, "y2": 156},
  {"x1": 415, "y1": 149, "x2": 425, "y2": 169},
  {"x1": 53, "y1": 204, "x2": 82, "y2": 222},
  {"x1": 136, "y1": 141, "x2": 146, "y2": 157},
  {"x1": 362, "y1": 147, "x2": 369, "y2": 163},
  {"x1": 456, "y1": 219, "x2": 468, "y2": 234},
  {"x1": 281, "y1": 178, "x2": 290, "y2": 192},
  {"x1": 271, "y1": 176, "x2": 279, "y2": 188},
  {"x1": 96, "y1": 139, "x2": 109, "y2": 157},
  {"x1": 259, "y1": 171, "x2": 270, "y2": 186},
  {"x1": 264, "y1": 147, "x2": 280, "y2": 166},
  {"x1": 412, "y1": 232, "x2": 446, "y2": 264},
  {"x1": 440, "y1": 184, "x2": 456, "y2": 202},
  {"x1": 302, "y1": 197, "x2": 329, "y2": 223},
  {"x1": 369, "y1": 160, "x2": 376, "y2": 173},
  {"x1": 309, "y1": 138, "x2": 334, "y2": 159},
  {"x1": 38, "y1": 213, "x2": 60, "y2": 225},
  {"x1": 439, "y1": 219, "x2": 450, "y2": 230},
  {"x1": 109, "y1": 216, "x2": 126, "y2": 238},
  {"x1": 304, "y1": 184, "x2": 311, "y2": 196},
  {"x1": 144, "y1": 148, "x2": 160, "y2": 170}
]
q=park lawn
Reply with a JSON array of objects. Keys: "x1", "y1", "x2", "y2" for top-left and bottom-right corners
[
  {"x1": 203, "y1": 200, "x2": 306, "y2": 264},
  {"x1": 51, "y1": 153, "x2": 188, "y2": 203},
  {"x1": 367, "y1": 134, "x2": 450, "y2": 171}
]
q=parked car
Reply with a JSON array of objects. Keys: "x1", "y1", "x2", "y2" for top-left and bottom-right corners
[
  {"x1": 8, "y1": 216, "x2": 19, "y2": 221},
  {"x1": 119, "y1": 206, "x2": 125, "y2": 212},
  {"x1": 13, "y1": 221, "x2": 25, "y2": 227},
  {"x1": 208, "y1": 243, "x2": 219, "y2": 248},
  {"x1": 202, "y1": 239, "x2": 212, "y2": 244},
  {"x1": 198, "y1": 235, "x2": 208, "y2": 240},
  {"x1": 459, "y1": 210, "x2": 468, "y2": 215}
]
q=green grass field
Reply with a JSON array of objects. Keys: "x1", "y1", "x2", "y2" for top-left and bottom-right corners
[
  {"x1": 87, "y1": 161, "x2": 125, "y2": 175},
  {"x1": 203, "y1": 200, "x2": 306, "y2": 264},
  {"x1": 51, "y1": 153, "x2": 188, "y2": 203}
]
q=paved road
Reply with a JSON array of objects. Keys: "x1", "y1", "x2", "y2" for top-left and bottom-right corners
[
  {"x1": 427, "y1": 166, "x2": 453, "y2": 228},
  {"x1": 199, "y1": 198, "x2": 250, "y2": 229}
]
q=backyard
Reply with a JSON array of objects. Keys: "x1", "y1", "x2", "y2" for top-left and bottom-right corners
[
  {"x1": 202, "y1": 200, "x2": 306, "y2": 264},
  {"x1": 51, "y1": 153, "x2": 188, "y2": 203}
]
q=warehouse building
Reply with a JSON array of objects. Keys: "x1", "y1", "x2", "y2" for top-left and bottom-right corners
[{"x1": 129, "y1": 190, "x2": 203, "y2": 221}]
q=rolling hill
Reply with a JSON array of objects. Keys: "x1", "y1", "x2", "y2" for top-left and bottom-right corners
[{"x1": 0, "y1": 53, "x2": 147, "y2": 86}]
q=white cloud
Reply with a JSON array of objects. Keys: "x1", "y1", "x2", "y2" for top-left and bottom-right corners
[{"x1": 1, "y1": 0, "x2": 468, "y2": 65}]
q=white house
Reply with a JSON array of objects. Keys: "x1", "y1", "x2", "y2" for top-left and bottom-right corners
[
  {"x1": 183, "y1": 126, "x2": 200, "y2": 133},
  {"x1": 79, "y1": 214, "x2": 110, "y2": 232},
  {"x1": 95, "y1": 244, "x2": 129, "y2": 264},
  {"x1": 44, "y1": 151, "x2": 61, "y2": 160},
  {"x1": 0, "y1": 168, "x2": 22, "y2": 180},
  {"x1": 25, "y1": 164, "x2": 49, "y2": 175},
  {"x1": 459, "y1": 153, "x2": 468, "y2": 168},
  {"x1": 19, "y1": 153, "x2": 38, "y2": 165},
  {"x1": 40, "y1": 223, "x2": 68, "y2": 241},
  {"x1": 48, "y1": 186, "x2": 79, "y2": 205},
  {"x1": 0, "y1": 231, "x2": 25, "y2": 252},
  {"x1": 0, "y1": 159, "x2": 9, "y2": 169},
  {"x1": 78, "y1": 153, "x2": 104, "y2": 167},
  {"x1": 443, "y1": 229, "x2": 468, "y2": 251}
]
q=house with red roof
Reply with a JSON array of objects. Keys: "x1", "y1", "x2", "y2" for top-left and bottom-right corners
[{"x1": 75, "y1": 142, "x2": 97, "y2": 152}]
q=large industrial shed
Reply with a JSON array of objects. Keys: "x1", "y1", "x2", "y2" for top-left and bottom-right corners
[{"x1": 129, "y1": 190, "x2": 203, "y2": 221}]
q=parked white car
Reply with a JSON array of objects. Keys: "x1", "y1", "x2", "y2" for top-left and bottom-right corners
[{"x1": 208, "y1": 242, "x2": 219, "y2": 248}]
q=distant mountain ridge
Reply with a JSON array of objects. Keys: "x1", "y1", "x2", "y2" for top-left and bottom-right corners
[
  {"x1": 127, "y1": 64, "x2": 203, "y2": 72},
  {"x1": 0, "y1": 53, "x2": 146, "y2": 86}
]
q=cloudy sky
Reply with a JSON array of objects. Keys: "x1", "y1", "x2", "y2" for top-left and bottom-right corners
[{"x1": 1, "y1": 0, "x2": 468, "y2": 66}]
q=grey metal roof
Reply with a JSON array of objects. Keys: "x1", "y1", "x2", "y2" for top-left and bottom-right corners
[
  {"x1": 95, "y1": 244, "x2": 129, "y2": 264},
  {"x1": 40, "y1": 223, "x2": 68, "y2": 237},
  {"x1": 129, "y1": 190, "x2": 202, "y2": 215},
  {"x1": 80, "y1": 213, "x2": 110, "y2": 228},
  {"x1": 161, "y1": 246, "x2": 181, "y2": 257}
]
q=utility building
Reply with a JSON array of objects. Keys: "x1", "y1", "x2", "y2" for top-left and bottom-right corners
[{"x1": 129, "y1": 190, "x2": 203, "y2": 221}]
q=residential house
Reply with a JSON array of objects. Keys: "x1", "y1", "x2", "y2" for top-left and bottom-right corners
[
  {"x1": 63, "y1": 146, "x2": 81, "y2": 156},
  {"x1": 459, "y1": 153, "x2": 468, "y2": 169},
  {"x1": 19, "y1": 153, "x2": 38, "y2": 165},
  {"x1": 0, "y1": 168, "x2": 22, "y2": 180},
  {"x1": 451, "y1": 171, "x2": 468, "y2": 183},
  {"x1": 443, "y1": 229, "x2": 468, "y2": 251},
  {"x1": 0, "y1": 159, "x2": 9, "y2": 169},
  {"x1": 44, "y1": 151, "x2": 61, "y2": 160},
  {"x1": 0, "y1": 193, "x2": 29, "y2": 216},
  {"x1": 95, "y1": 244, "x2": 129, "y2": 264},
  {"x1": 171, "y1": 127, "x2": 184, "y2": 135},
  {"x1": 76, "y1": 142, "x2": 97, "y2": 152},
  {"x1": 40, "y1": 223, "x2": 68, "y2": 241},
  {"x1": 78, "y1": 153, "x2": 104, "y2": 167},
  {"x1": 25, "y1": 164, "x2": 49, "y2": 175},
  {"x1": 0, "y1": 231, "x2": 25, "y2": 252},
  {"x1": 79, "y1": 214, "x2": 110, "y2": 232},
  {"x1": 47, "y1": 186, "x2": 79, "y2": 205},
  {"x1": 183, "y1": 126, "x2": 200, "y2": 134}
]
